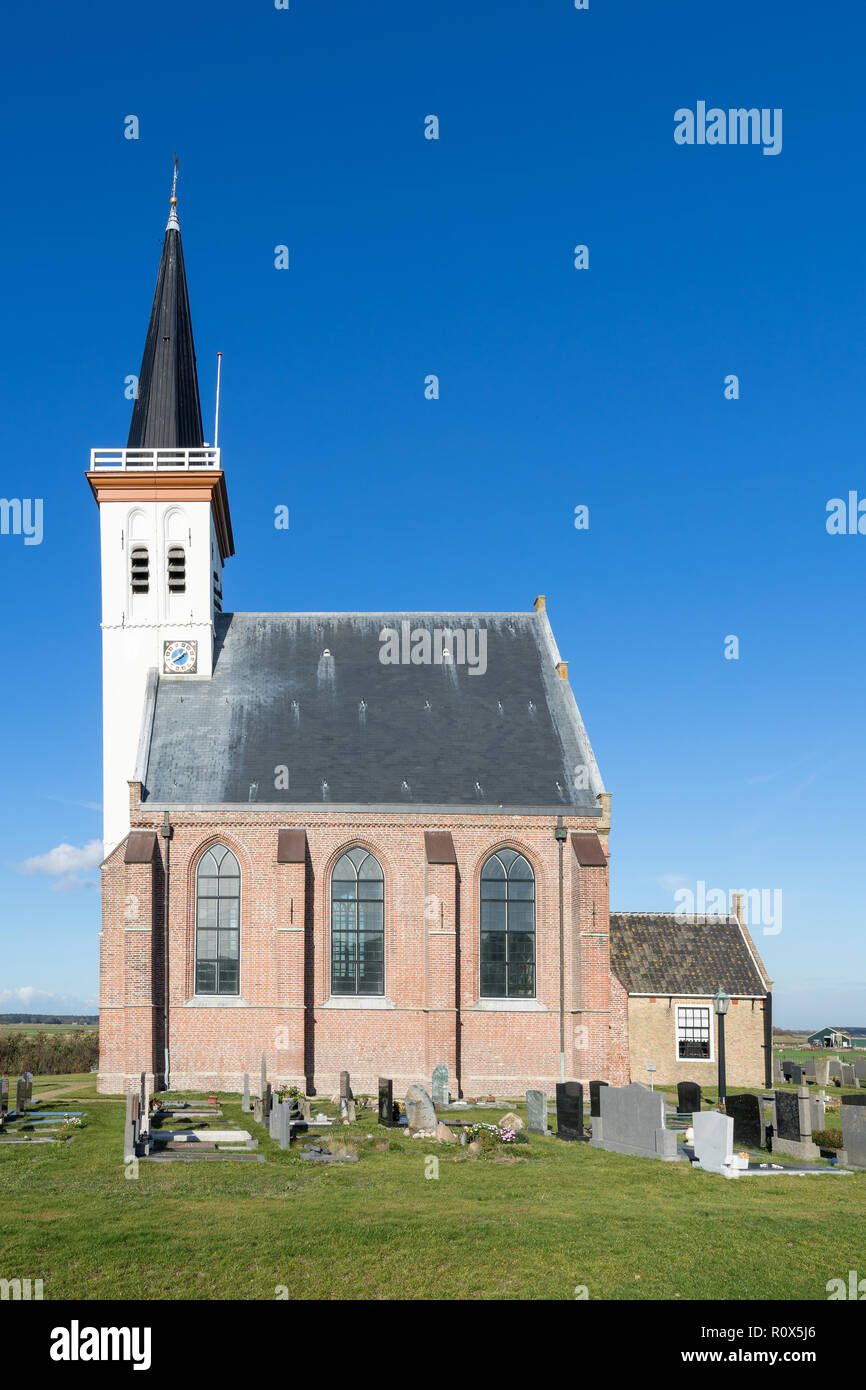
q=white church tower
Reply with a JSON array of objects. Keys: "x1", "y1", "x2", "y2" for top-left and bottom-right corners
[{"x1": 87, "y1": 169, "x2": 234, "y2": 856}]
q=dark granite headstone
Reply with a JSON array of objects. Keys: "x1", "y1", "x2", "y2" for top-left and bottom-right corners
[
  {"x1": 677, "y1": 1081, "x2": 701, "y2": 1115},
  {"x1": 260, "y1": 1054, "x2": 267, "y2": 1101},
  {"x1": 788, "y1": 1063, "x2": 802, "y2": 1086},
  {"x1": 589, "y1": 1080, "x2": 608, "y2": 1118},
  {"x1": 555, "y1": 1081, "x2": 585, "y2": 1141},
  {"x1": 842, "y1": 1104, "x2": 866, "y2": 1168},
  {"x1": 775, "y1": 1089, "x2": 801, "y2": 1141},
  {"x1": 378, "y1": 1078, "x2": 394, "y2": 1127},
  {"x1": 725, "y1": 1093, "x2": 763, "y2": 1149},
  {"x1": 264, "y1": 1083, "x2": 272, "y2": 1121},
  {"x1": 340, "y1": 1070, "x2": 351, "y2": 1100},
  {"x1": 841, "y1": 1094, "x2": 866, "y2": 1107},
  {"x1": 16, "y1": 1078, "x2": 26, "y2": 1113},
  {"x1": 0, "y1": 1077, "x2": 8, "y2": 1117}
]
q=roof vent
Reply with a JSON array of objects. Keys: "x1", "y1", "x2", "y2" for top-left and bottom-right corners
[{"x1": 534, "y1": 595, "x2": 546, "y2": 612}]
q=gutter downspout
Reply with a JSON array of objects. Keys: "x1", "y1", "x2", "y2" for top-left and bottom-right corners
[
  {"x1": 555, "y1": 816, "x2": 568, "y2": 1081},
  {"x1": 161, "y1": 810, "x2": 173, "y2": 1089}
]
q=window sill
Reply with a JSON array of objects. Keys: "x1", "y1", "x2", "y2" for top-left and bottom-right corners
[
  {"x1": 320, "y1": 996, "x2": 395, "y2": 1010},
  {"x1": 184, "y1": 995, "x2": 249, "y2": 1008},
  {"x1": 471, "y1": 998, "x2": 547, "y2": 1012}
]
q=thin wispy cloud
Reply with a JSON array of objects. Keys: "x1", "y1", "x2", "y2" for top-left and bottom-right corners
[{"x1": 16, "y1": 839, "x2": 103, "y2": 878}]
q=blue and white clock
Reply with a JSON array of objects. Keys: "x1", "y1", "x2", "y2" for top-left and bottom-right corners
[{"x1": 163, "y1": 640, "x2": 198, "y2": 675}]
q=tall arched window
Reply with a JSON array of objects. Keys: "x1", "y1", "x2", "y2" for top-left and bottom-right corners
[
  {"x1": 331, "y1": 848, "x2": 384, "y2": 996},
  {"x1": 480, "y1": 849, "x2": 535, "y2": 998},
  {"x1": 195, "y1": 845, "x2": 240, "y2": 995}
]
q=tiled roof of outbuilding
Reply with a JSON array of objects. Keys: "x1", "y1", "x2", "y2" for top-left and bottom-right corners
[{"x1": 609, "y1": 912, "x2": 768, "y2": 996}]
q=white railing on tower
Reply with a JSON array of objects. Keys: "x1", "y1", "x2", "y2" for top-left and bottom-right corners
[{"x1": 89, "y1": 447, "x2": 221, "y2": 471}]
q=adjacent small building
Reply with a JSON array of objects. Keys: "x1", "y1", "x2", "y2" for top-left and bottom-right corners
[{"x1": 610, "y1": 905, "x2": 772, "y2": 1088}]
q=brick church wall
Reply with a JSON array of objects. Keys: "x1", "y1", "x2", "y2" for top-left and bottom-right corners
[{"x1": 98, "y1": 805, "x2": 631, "y2": 1096}]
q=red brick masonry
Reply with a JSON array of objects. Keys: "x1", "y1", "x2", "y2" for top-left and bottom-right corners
[{"x1": 99, "y1": 799, "x2": 630, "y2": 1097}]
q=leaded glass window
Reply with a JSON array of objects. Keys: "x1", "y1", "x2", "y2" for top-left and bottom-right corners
[
  {"x1": 331, "y1": 848, "x2": 385, "y2": 996},
  {"x1": 195, "y1": 845, "x2": 240, "y2": 996},
  {"x1": 480, "y1": 849, "x2": 535, "y2": 998}
]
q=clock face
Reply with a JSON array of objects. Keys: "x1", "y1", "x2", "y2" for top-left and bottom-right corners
[{"x1": 163, "y1": 640, "x2": 198, "y2": 674}]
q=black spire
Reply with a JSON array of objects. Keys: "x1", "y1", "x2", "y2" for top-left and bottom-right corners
[{"x1": 128, "y1": 161, "x2": 204, "y2": 450}]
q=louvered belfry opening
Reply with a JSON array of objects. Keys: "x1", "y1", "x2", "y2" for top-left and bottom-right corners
[
  {"x1": 167, "y1": 546, "x2": 186, "y2": 593},
  {"x1": 127, "y1": 208, "x2": 204, "y2": 451},
  {"x1": 130, "y1": 545, "x2": 150, "y2": 594}
]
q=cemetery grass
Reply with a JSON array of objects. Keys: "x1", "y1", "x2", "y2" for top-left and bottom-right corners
[{"x1": 1, "y1": 1076, "x2": 864, "y2": 1302}]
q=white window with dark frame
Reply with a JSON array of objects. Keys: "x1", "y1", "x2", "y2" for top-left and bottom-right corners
[
  {"x1": 676, "y1": 1005, "x2": 712, "y2": 1061},
  {"x1": 330, "y1": 848, "x2": 385, "y2": 996},
  {"x1": 195, "y1": 845, "x2": 240, "y2": 996},
  {"x1": 480, "y1": 849, "x2": 536, "y2": 998}
]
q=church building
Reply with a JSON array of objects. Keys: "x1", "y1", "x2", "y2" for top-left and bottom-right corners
[{"x1": 91, "y1": 183, "x2": 773, "y2": 1098}]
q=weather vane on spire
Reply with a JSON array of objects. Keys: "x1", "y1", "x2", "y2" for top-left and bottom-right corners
[{"x1": 170, "y1": 153, "x2": 179, "y2": 207}]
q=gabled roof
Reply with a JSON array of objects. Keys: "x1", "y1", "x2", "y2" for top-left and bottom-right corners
[
  {"x1": 127, "y1": 196, "x2": 204, "y2": 449},
  {"x1": 609, "y1": 912, "x2": 768, "y2": 997},
  {"x1": 143, "y1": 610, "x2": 605, "y2": 810}
]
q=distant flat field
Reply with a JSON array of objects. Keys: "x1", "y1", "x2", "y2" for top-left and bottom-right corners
[{"x1": 0, "y1": 1023, "x2": 98, "y2": 1036}]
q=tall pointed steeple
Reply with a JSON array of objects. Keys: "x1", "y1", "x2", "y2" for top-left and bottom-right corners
[{"x1": 128, "y1": 158, "x2": 204, "y2": 449}]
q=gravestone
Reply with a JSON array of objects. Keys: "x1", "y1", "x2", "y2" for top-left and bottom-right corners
[
  {"x1": 809, "y1": 1096, "x2": 826, "y2": 1132},
  {"x1": 254, "y1": 1098, "x2": 263, "y2": 1124},
  {"x1": 16, "y1": 1078, "x2": 26, "y2": 1114},
  {"x1": 340, "y1": 1070, "x2": 352, "y2": 1101},
  {"x1": 814, "y1": 1058, "x2": 830, "y2": 1087},
  {"x1": 279, "y1": 1103, "x2": 291, "y2": 1151},
  {"x1": 828, "y1": 1058, "x2": 842, "y2": 1081},
  {"x1": 432, "y1": 1065, "x2": 449, "y2": 1108},
  {"x1": 842, "y1": 1102, "x2": 866, "y2": 1168},
  {"x1": 242, "y1": 1074, "x2": 251, "y2": 1113},
  {"x1": 264, "y1": 1083, "x2": 273, "y2": 1121},
  {"x1": 140, "y1": 1075, "x2": 151, "y2": 1142},
  {"x1": 773, "y1": 1087, "x2": 819, "y2": 1160},
  {"x1": 123, "y1": 1092, "x2": 140, "y2": 1163},
  {"x1": 139, "y1": 1072, "x2": 146, "y2": 1120},
  {"x1": 841, "y1": 1093, "x2": 866, "y2": 1107},
  {"x1": 299, "y1": 1097, "x2": 311, "y2": 1121},
  {"x1": 677, "y1": 1081, "x2": 701, "y2": 1115},
  {"x1": 345, "y1": 1099, "x2": 357, "y2": 1123},
  {"x1": 378, "y1": 1078, "x2": 394, "y2": 1127},
  {"x1": 404, "y1": 1084, "x2": 437, "y2": 1134},
  {"x1": 788, "y1": 1063, "x2": 802, "y2": 1085},
  {"x1": 781, "y1": 1060, "x2": 793, "y2": 1081},
  {"x1": 0, "y1": 1077, "x2": 8, "y2": 1118},
  {"x1": 841, "y1": 1063, "x2": 856, "y2": 1086},
  {"x1": 692, "y1": 1111, "x2": 736, "y2": 1176},
  {"x1": 772, "y1": 1056, "x2": 783, "y2": 1083},
  {"x1": 589, "y1": 1081, "x2": 608, "y2": 1118},
  {"x1": 555, "y1": 1082, "x2": 585, "y2": 1142},
  {"x1": 526, "y1": 1089, "x2": 548, "y2": 1133},
  {"x1": 590, "y1": 1082, "x2": 680, "y2": 1161},
  {"x1": 775, "y1": 1090, "x2": 801, "y2": 1141},
  {"x1": 23, "y1": 1073, "x2": 33, "y2": 1103},
  {"x1": 270, "y1": 1099, "x2": 281, "y2": 1140},
  {"x1": 725, "y1": 1093, "x2": 763, "y2": 1150},
  {"x1": 854, "y1": 1058, "x2": 866, "y2": 1082},
  {"x1": 260, "y1": 1054, "x2": 267, "y2": 1101}
]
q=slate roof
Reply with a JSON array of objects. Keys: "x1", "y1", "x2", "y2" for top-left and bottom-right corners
[
  {"x1": 143, "y1": 610, "x2": 604, "y2": 810},
  {"x1": 609, "y1": 913, "x2": 768, "y2": 997},
  {"x1": 127, "y1": 202, "x2": 204, "y2": 449}
]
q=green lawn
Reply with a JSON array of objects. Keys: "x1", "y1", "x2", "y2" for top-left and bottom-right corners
[{"x1": 1, "y1": 1074, "x2": 864, "y2": 1301}]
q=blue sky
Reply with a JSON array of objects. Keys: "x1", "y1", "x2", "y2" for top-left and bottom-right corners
[{"x1": 0, "y1": 0, "x2": 863, "y2": 1024}]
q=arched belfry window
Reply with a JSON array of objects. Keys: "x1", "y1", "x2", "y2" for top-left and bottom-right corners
[
  {"x1": 331, "y1": 848, "x2": 384, "y2": 996},
  {"x1": 195, "y1": 845, "x2": 240, "y2": 995},
  {"x1": 480, "y1": 849, "x2": 536, "y2": 998}
]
